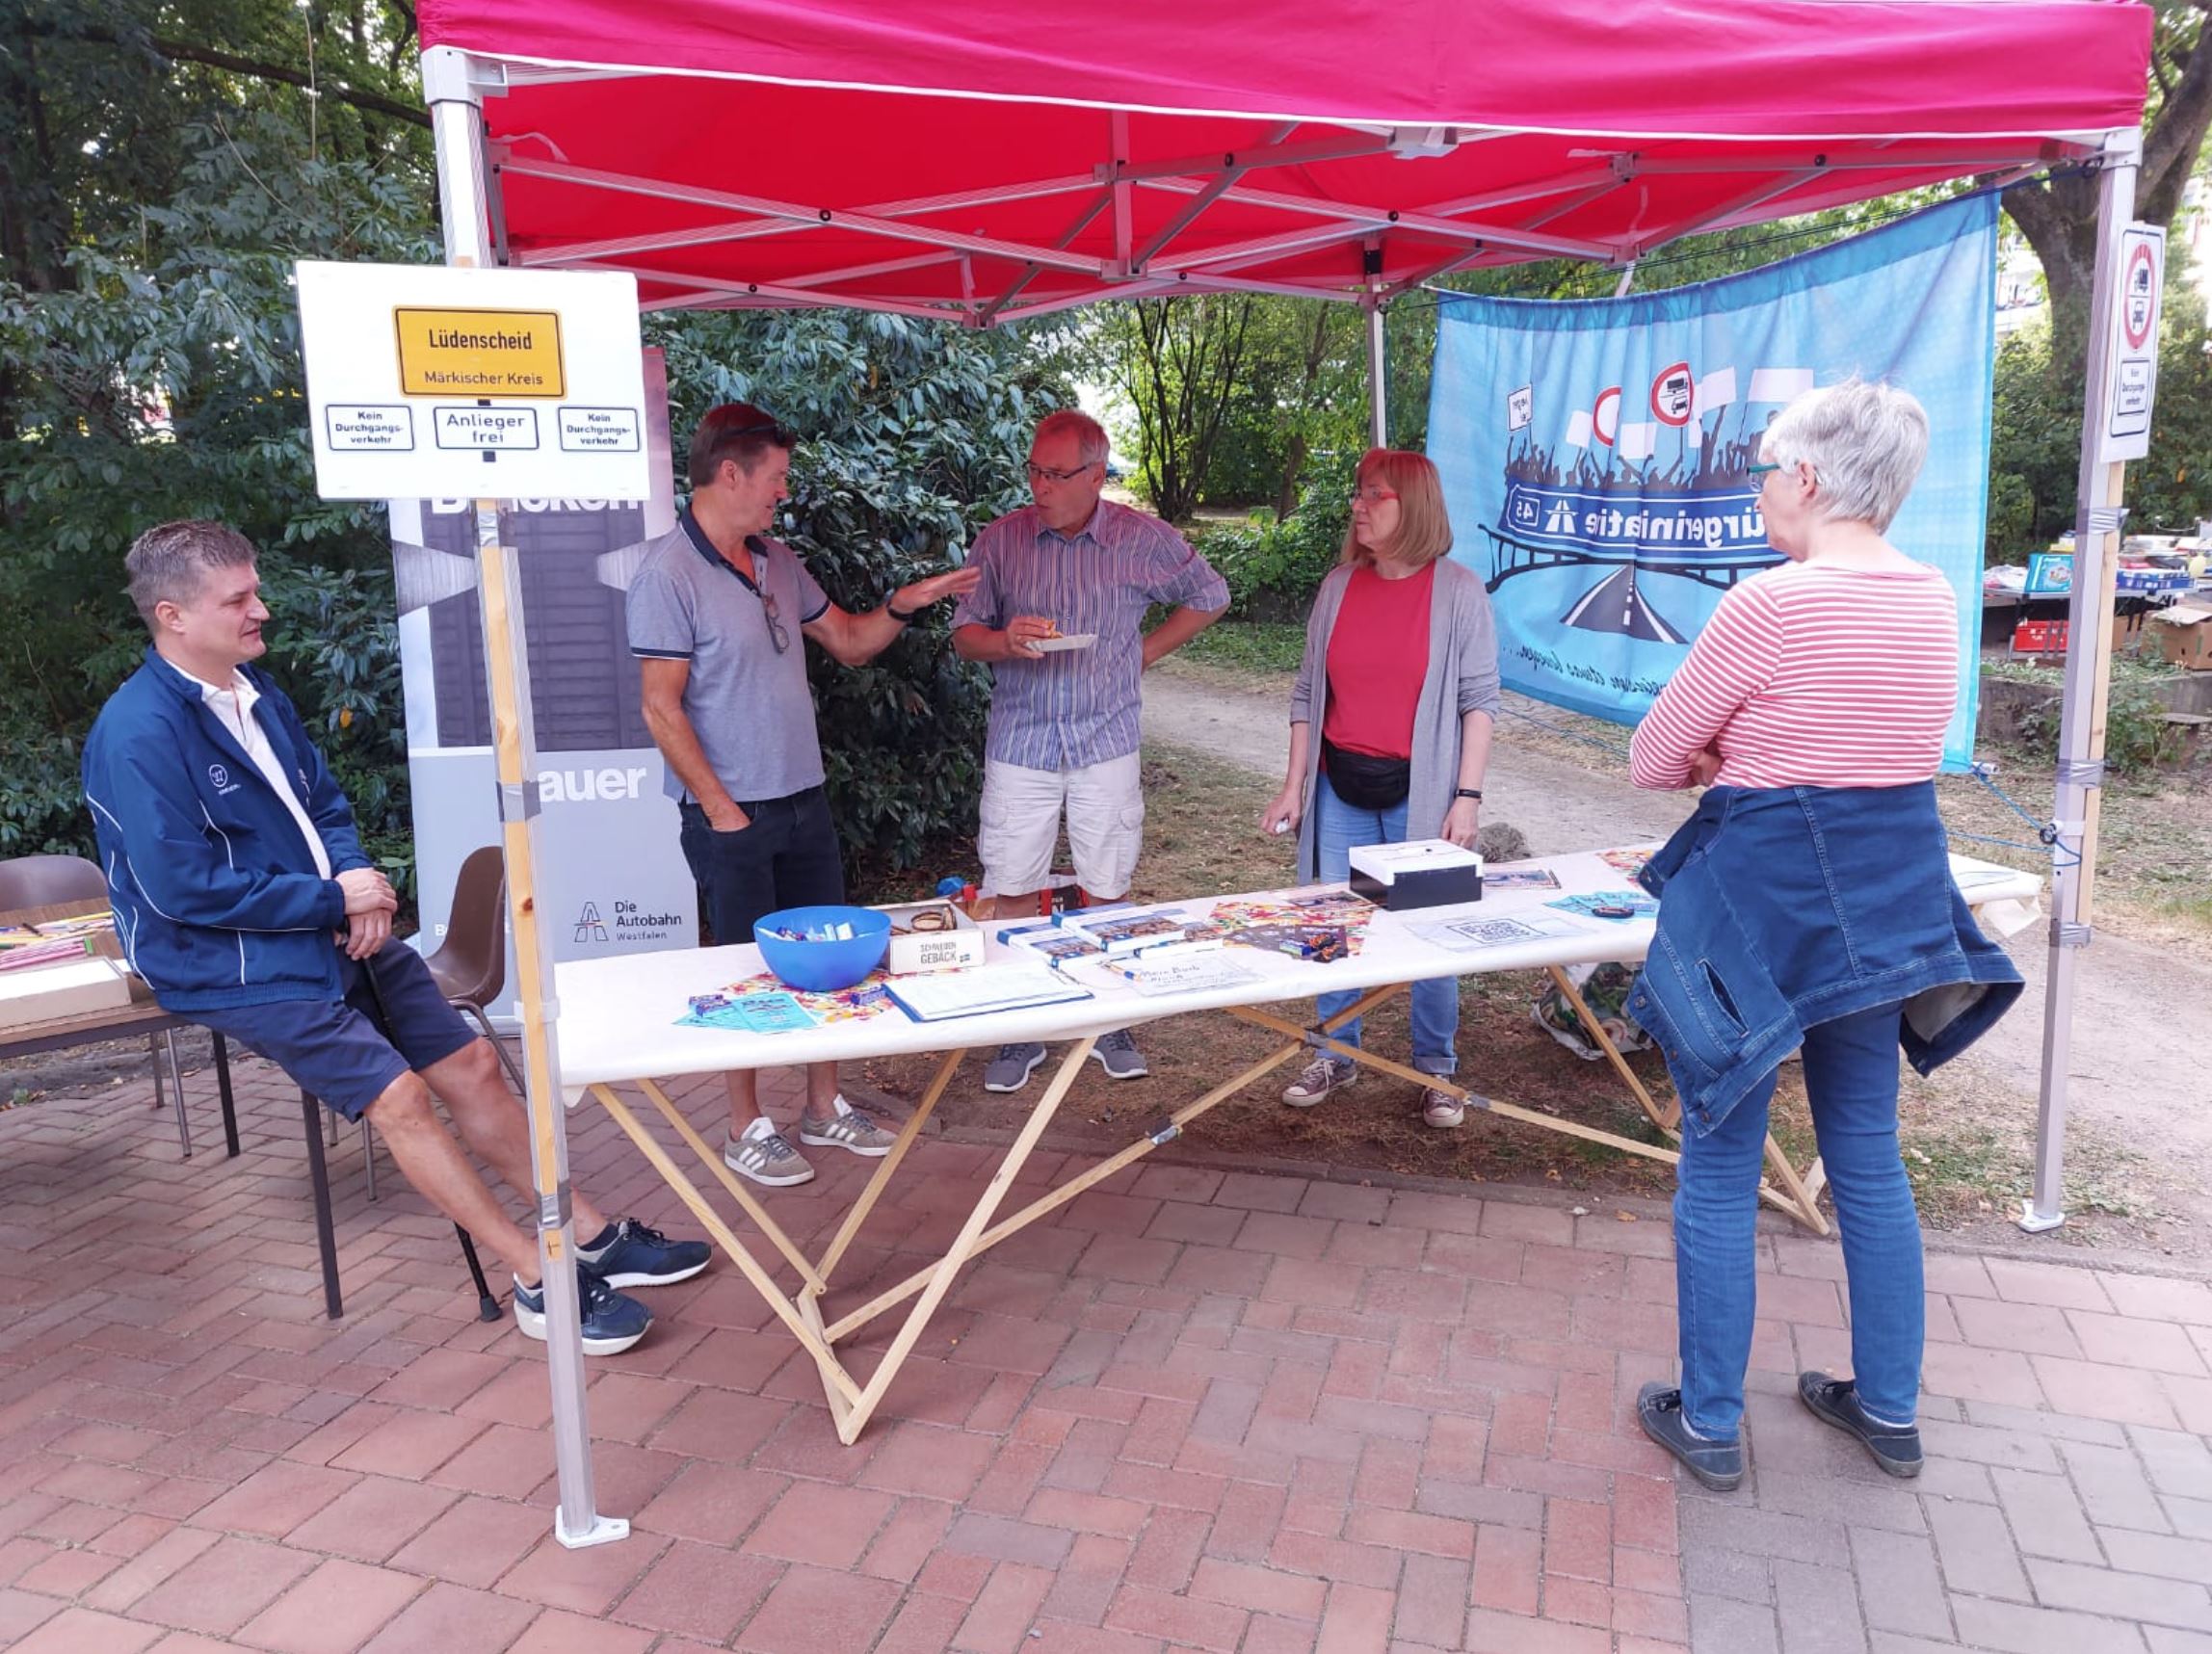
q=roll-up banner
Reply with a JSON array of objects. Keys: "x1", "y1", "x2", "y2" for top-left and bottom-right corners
[{"x1": 388, "y1": 350, "x2": 695, "y2": 1014}]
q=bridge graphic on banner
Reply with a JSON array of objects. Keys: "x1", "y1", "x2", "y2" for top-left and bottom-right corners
[{"x1": 1485, "y1": 362, "x2": 1806, "y2": 642}]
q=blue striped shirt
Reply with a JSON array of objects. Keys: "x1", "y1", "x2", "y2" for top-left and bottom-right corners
[{"x1": 954, "y1": 500, "x2": 1229, "y2": 770}]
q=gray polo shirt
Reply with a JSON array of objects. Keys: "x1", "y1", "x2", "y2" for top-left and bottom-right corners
[{"x1": 626, "y1": 509, "x2": 830, "y2": 804}]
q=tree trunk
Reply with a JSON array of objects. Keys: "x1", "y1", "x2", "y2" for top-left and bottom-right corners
[
  {"x1": 1274, "y1": 433, "x2": 1308, "y2": 520},
  {"x1": 2004, "y1": 9, "x2": 2212, "y2": 381}
]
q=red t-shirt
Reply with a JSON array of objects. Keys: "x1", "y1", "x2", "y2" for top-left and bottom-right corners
[{"x1": 1322, "y1": 563, "x2": 1435, "y2": 759}]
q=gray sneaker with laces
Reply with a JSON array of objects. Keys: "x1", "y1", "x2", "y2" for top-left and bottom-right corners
[
  {"x1": 722, "y1": 1127, "x2": 815, "y2": 1187},
  {"x1": 984, "y1": 1042, "x2": 1047, "y2": 1093},
  {"x1": 799, "y1": 1104, "x2": 898, "y2": 1157},
  {"x1": 1281, "y1": 1054, "x2": 1356, "y2": 1107},
  {"x1": 1089, "y1": 1029, "x2": 1148, "y2": 1080}
]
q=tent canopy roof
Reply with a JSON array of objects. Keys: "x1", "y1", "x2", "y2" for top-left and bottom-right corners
[{"x1": 419, "y1": 0, "x2": 2151, "y2": 322}]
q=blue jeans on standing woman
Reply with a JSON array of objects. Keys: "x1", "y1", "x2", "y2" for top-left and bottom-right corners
[
  {"x1": 1308, "y1": 772, "x2": 1458, "y2": 1076},
  {"x1": 1673, "y1": 999, "x2": 1923, "y2": 1440}
]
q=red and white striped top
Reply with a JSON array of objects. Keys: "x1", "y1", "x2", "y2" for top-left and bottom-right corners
[{"x1": 1630, "y1": 560, "x2": 1959, "y2": 791}]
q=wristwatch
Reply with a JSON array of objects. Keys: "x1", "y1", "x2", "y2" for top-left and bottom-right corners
[
  {"x1": 1454, "y1": 788, "x2": 1484, "y2": 802},
  {"x1": 886, "y1": 597, "x2": 922, "y2": 622}
]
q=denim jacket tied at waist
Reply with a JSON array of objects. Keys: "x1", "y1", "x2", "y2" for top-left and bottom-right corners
[{"x1": 1623, "y1": 782, "x2": 2024, "y2": 1139}]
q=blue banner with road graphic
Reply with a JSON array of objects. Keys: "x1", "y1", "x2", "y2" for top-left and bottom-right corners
[{"x1": 1426, "y1": 194, "x2": 1996, "y2": 771}]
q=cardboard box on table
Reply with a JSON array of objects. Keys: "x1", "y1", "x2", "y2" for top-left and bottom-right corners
[
  {"x1": 870, "y1": 901, "x2": 987, "y2": 974},
  {"x1": 1347, "y1": 840, "x2": 1485, "y2": 909}
]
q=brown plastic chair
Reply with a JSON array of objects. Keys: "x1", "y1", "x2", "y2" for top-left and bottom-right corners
[
  {"x1": 424, "y1": 844, "x2": 524, "y2": 1089},
  {"x1": 0, "y1": 853, "x2": 197, "y2": 1154}
]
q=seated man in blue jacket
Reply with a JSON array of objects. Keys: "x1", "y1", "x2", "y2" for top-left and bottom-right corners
[{"x1": 81, "y1": 520, "x2": 708, "y2": 1354}]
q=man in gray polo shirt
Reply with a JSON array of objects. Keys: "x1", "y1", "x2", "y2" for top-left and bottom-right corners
[{"x1": 628, "y1": 403, "x2": 977, "y2": 1188}]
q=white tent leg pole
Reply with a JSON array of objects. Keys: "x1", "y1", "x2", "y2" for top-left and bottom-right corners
[
  {"x1": 1364, "y1": 297, "x2": 1387, "y2": 449},
  {"x1": 426, "y1": 44, "x2": 622, "y2": 1548},
  {"x1": 2023, "y1": 127, "x2": 2140, "y2": 1235}
]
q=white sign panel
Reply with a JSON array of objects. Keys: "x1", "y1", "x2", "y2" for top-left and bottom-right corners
[
  {"x1": 297, "y1": 262, "x2": 652, "y2": 500},
  {"x1": 2100, "y1": 223, "x2": 2165, "y2": 463}
]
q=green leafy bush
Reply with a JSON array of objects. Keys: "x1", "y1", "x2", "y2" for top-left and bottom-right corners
[
  {"x1": 0, "y1": 114, "x2": 422, "y2": 874},
  {"x1": 1984, "y1": 655, "x2": 2190, "y2": 774},
  {"x1": 1192, "y1": 470, "x2": 1352, "y2": 621}
]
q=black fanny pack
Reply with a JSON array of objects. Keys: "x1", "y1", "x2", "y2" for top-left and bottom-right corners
[{"x1": 1322, "y1": 737, "x2": 1410, "y2": 810}]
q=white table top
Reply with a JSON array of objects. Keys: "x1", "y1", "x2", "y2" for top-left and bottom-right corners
[{"x1": 551, "y1": 845, "x2": 2041, "y2": 1096}]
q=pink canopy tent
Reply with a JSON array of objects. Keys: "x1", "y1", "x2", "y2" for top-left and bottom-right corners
[
  {"x1": 408, "y1": 0, "x2": 2152, "y2": 1549},
  {"x1": 419, "y1": 0, "x2": 2150, "y2": 322}
]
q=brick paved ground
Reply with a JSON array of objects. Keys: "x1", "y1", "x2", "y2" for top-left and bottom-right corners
[{"x1": 0, "y1": 1052, "x2": 2206, "y2": 1654}]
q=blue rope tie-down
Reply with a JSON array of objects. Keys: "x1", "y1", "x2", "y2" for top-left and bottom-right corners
[
  {"x1": 1957, "y1": 761, "x2": 2081, "y2": 868},
  {"x1": 1501, "y1": 703, "x2": 1635, "y2": 760}
]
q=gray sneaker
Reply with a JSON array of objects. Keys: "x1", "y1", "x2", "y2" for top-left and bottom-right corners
[
  {"x1": 722, "y1": 1127, "x2": 815, "y2": 1187},
  {"x1": 799, "y1": 1103, "x2": 898, "y2": 1157},
  {"x1": 1282, "y1": 1054, "x2": 1356, "y2": 1107},
  {"x1": 1421, "y1": 1087, "x2": 1466, "y2": 1129},
  {"x1": 985, "y1": 1042, "x2": 1047, "y2": 1093},
  {"x1": 1089, "y1": 1029, "x2": 1148, "y2": 1080}
]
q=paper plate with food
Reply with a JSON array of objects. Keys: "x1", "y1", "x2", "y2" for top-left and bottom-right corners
[{"x1": 1029, "y1": 621, "x2": 1096, "y2": 652}]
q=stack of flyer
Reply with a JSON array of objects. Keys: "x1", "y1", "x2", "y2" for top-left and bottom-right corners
[
  {"x1": 998, "y1": 904, "x2": 1218, "y2": 970},
  {"x1": 1059, "y1": 904, "x2": 1219, "y2": 957}
]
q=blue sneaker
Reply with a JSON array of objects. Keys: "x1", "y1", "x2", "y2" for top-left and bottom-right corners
[
  {"x1": 1637, "y1": 1382, "x2": 1745, "y2": 1491},
  {"x1": 513, "y1": 1269, "x2": 652, "y2": 1355},
  {"x1": 576, "y1": 1217, "x2": 711, "y2": 1288}
]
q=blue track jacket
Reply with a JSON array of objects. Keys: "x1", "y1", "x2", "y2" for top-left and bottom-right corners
[{"x1": 81, "y1": 649, "x2": 371, "y2": 1010}]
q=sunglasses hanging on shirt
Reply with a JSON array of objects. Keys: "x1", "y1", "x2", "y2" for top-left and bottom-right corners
[{"x1": 741, "y1": 534, "x2": 790, "y2": 654}]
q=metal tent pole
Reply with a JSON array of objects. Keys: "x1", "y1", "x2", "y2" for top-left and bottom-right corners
[
  {"x1": 423, "y1": 44, "x2": 623, "y2": 1548},
  {"x1": 2023, "y1": 126, "x2": 2141, "y2": 1234},
  {"x1": 1362, "y1": 238, "x2": 1388, "y2": 449},
  {"x1": 1364, "y1": 298, "x2": 1388, "y2": 449}
]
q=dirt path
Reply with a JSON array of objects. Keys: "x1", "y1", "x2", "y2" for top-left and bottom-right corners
[{"x1": 1144, "y1": 665, "x2": 2212, "y2": 1257}]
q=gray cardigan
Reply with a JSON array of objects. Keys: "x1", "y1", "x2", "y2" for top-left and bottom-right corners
[{"x1": 1286, "y1": 559, "x2": 1502, "y2": 881}]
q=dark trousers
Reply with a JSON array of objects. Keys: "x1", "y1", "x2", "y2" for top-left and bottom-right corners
[{"x1": 678, "y1": 788, "x2": 846, "y2": 946}]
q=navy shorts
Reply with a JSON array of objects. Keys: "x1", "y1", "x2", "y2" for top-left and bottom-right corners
[
  {"x1": 678, "y1": 786, "x2": 846, "y2": 946},
  {"x1": 196, "y1": 940, "x2": 480, "y2": 1121}
]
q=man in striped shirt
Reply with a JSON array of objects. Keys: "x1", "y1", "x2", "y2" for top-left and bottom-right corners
[{"x1": 953, "y1": 410, "x2": 1230, "y2": 1090}]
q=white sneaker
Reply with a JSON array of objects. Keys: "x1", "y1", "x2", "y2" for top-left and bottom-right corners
[{"x1": 722, "y1": 1127, "x2": 815, "y2": 1187}]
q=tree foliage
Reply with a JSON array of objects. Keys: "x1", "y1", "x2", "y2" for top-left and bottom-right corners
[
  {"x1": 1, "y1": 3, "x2": 434, "y2": 864},
  {"x1": 2003, "y1": 3, "x2": 2212, "y2": 375},
  {"x1": 1986, "y1": 240, "x2": 2212, "y2": 556},
  {"x1": 1106, "y1": 294, "x2": 1258, "y2": 522},
  {"x1": 0, "y1": 10, "x2": 1073, "y2": 898}
]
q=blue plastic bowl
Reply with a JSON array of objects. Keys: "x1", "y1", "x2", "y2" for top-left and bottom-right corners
[{"x1": 751, "y1": 905, "x2": 891, "y2": 991}]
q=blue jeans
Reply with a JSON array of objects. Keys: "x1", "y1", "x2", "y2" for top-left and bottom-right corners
[
  {"x1": 1673, "y1": 1000, "x2": 1923, "y2": 1439},
  {"x1": 1308, "y1": 773, "x2": 1458, "y2": 1077}
]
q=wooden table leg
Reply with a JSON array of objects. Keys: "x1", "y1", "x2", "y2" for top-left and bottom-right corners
[
  {"x1": 827, "y1": 1033, "x2": 1310, "y2": 1344},
  {"x1": 809, "y1": 1046, "x2": 964, "y2": 1292},
  {"x1": 591, "y1": 1083, "x2": 861, "y2": 1408},
  {"x1": 831, "y1": 1037, "x2": 1095, "y2": 1444}
]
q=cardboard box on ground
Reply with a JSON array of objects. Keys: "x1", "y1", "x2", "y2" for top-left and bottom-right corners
[{"x1": 2149, "y1": 595, "x2": 2212, "y2": 670}]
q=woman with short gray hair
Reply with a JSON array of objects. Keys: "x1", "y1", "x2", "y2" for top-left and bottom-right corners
[
  {"x1": 1623, "y1": 378, "x2": 2022, "y2": 1490},
  {"x1": 1757, "y1": 375, "x2": 1930, "y2": 532}
]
